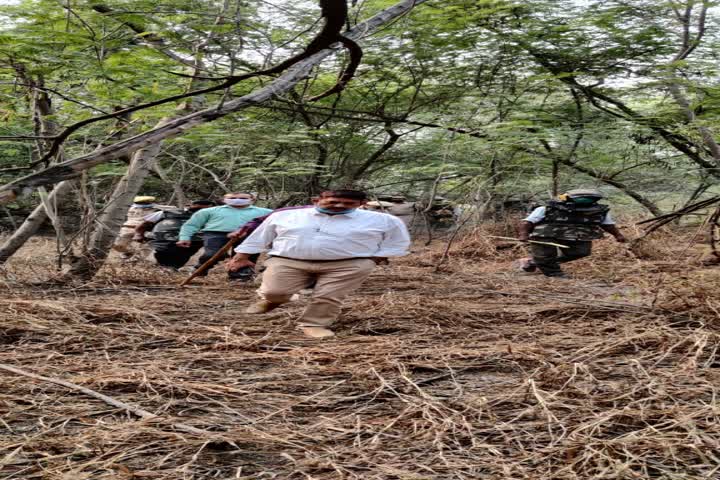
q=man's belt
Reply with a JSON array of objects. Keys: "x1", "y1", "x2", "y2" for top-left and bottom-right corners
[{"x1": 270, "y1": 255, "x2": 372, "y2": 263}]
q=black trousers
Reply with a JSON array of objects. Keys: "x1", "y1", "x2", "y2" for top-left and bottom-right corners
[
  {"x1": 152, "y1": 240, "x2": 202, "y2": 269},
  {"x1": 195, "y1": 231, "x2": 259, "y2": 279},
  {"x1": 530, "y1": 240, "x2": 592, "y2": 277}
]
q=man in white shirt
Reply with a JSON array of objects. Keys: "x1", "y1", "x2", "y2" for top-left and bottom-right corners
[{"x1": 227, "y1": 190, "x2": 411, "y2": 338}]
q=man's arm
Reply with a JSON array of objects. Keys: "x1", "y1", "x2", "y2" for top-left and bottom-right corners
[
  {"x1": 517, "y1": 221, "x2": 534, "y2": 241},
  {"x1": 177, "y1": 209, "x2": 209, "y2": 244},
  {"x1": 227, "y1": 220, "x2": 278, "y2": 270},
  {"x1": 601, "y1": 224, "x2": 627, "y2": 242},
  {"x1": 374, "y1": 217, "x2": 411, "y2": 261},
  {"x1": 133, "y1": 211, "x2": 164, "y2": 242},
  {"x1": 599, "y1": 211, "x2": 626, "y2": 242},
  {"x1": 518, "y1": 206, "x2": 545, "y2": 241},
  {"x1": 133, "y1": 221, "x2": 155, "y2": 242}
]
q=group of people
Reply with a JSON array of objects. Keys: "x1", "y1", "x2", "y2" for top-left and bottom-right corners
[{"x1": 115, "y1": 188, "x2": 625, "y2": 338}]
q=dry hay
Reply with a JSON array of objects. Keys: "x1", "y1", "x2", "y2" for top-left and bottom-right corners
[{"x1": 1, "y1": 233, "x2": 720, "y2": 479}]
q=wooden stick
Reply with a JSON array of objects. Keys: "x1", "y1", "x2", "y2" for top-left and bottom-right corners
[
  {"x1": 0, "y1": 363, "x2": 217, "y2": 437},
  {"x1": 487, "y1": 235, "x2": 570, "y2": 249},
  {"x1": 179, "y1": 237, "x2": 239, "y2": 286}
]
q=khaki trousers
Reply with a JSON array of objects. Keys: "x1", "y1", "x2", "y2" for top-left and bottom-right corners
[
  {"x1": 112, "y1": 227, "x2": 137, "y2": 254},
  {"x1": 258, "y1": 257, "x2": 376, "y2": 327}
]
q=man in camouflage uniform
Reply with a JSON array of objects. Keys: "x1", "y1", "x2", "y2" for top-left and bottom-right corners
[
  {"x1": 517, "y1": 188, "x2": 627, "y2": 278},
  {"x1": 133, "y1": 199, "x2": 216, "y2": 269}
]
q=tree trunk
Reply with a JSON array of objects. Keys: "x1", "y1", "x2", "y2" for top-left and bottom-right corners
[
  {"x1": 667, "y1": 81, "x2": 720, "y2": 166},
  {"x1": 0, "y1": 180, "x2": 75, "y2": 264},
  {"x1": 153, "y1": 162, "x2": 187, "y2": 206},
  {"x1": 64, "y1": 137, "x2": 165, "y2": 280},
  {"x1": 551, "y1": 159, "x2": 560, "y2": 196},
  {"x1": 0, "y1": 68, "x2": 70, "y2": 264}
]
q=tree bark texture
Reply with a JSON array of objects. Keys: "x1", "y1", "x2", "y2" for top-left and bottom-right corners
[
  {"x1": 66, "y1": 131, "x2": 166, "y2": 280},
  {"x1": 64, "y1": 137, "x2": 166, "y2": 280},
  {"x1": 0, "y1": 180, "x2": 75, "y2": 264}
]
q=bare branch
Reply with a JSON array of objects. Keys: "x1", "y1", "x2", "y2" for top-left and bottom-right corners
[{"x1": 0, "y1": 0, "x2": 429, "y2": 204}]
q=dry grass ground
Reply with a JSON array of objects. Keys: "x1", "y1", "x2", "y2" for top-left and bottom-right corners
[{"x1": 1, "y1": 226, "x2": 719, "y2": 479}]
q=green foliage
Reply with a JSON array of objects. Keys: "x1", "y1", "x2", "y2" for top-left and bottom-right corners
[{"x1": 1, "y1": 0, "x2": 718, "y2": 212}]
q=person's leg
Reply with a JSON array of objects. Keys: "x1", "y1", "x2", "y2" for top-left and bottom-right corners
[
  {"x1": 182, "y1": 241, "x2": 204, "y2": 267},
  {"x1": 194, "y1": 232, "x2": 230, "y2": 274},
  {"x1": 153, "y1": 242, "x2": 180, "y2": 268},
  {"x1": 248, "y1": 258, "x2": 315, "y2": 312},
  {"x1": 153, "y1": 242, "x2": 197, "y2": 269},
  {"x1": 556, "y1": 241, "x2": 592, "y2": 264},
  {"x1": 113, "y1": 228, "x2": 135, "y2": 257},
  {"x1": 530, "y1": 242, "x2": 564, "y2": 277},
  {"x1": 298, "y1": 259, "x2": 375, "y2": 328}
]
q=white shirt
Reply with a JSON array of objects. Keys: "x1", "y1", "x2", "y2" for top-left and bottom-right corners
[
  {"x1": 524, "y1": 206, "x2": 614, "y2": 225},
  {"x1": 234, "y1": 208, "x2": 411, "y2": 260},
  {"x1": 143, "y1": 210, "x2": 165, "y2": 223}
]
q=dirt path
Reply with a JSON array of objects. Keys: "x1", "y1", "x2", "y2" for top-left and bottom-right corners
[{"x1": 1, "y1": 239, "x2": 719, "y2": 479}]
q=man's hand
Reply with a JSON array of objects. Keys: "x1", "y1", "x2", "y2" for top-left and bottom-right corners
[
  {"x1": 517, "y1": 221, "x2": 533, "y2": 243},
  {"x1": 227, "y1": 228, "x2": 247, "y2": 239},
  {"x1": 132, "y1": 234, "x2": 146, "y2": 243},
  {"x1": 615, "y1": 234, "x2": 628, "y2": 243},
  {"x1": 176, "y1": 240, "x2": 192, "y2": 248},
  {"x1": 227, "y1": 253, "x2": 255, "y2": 272},
  {"x1": 372, "y1": 257, "x2": 389, "y2": 265}
]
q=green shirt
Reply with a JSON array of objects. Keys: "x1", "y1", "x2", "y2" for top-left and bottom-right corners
[{"x1": 178, "y1": 205, "x2": 272, "y2": 241}]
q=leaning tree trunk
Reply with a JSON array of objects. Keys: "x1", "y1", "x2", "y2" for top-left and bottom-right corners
[
  {"x1": 0, "y1": 180, "x2": 75, "y2": 264},
  {"x1": 64, "y1": 137, "x2": 165, "y2": 280},
  {"x1": 0, "y1": 68, "x2": 71, "y2": 264}
]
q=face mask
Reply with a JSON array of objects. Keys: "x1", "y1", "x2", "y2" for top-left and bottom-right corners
[
  {"x1": 316, "y1": 207, "x2": 356, "y2": 215},
  {"x1": 132, "y1": 203, "x2": 155, "y2": 209},
  {"x1": 224, "y1": 198, "x2": 253, "y2": 206},
  {"x1": 571, "y1": 197, "x2": 597, "y2": 205}
]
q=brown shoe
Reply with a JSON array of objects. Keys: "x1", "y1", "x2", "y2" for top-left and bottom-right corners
[
  {"x1": 245, "y1": 301, "x2": 281, "y2": 314},
  {"x1": 300, "y1": 327, "x2": 335, "y2": 338}
]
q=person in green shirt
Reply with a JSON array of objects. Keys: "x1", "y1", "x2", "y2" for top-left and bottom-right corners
[{"x1": 177, "y1": 192, "x2": 272, "y2": 280}]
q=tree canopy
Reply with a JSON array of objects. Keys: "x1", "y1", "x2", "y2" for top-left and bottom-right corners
[{"x1": 1, "y1": 0, "x2": 718, "y2": 213}]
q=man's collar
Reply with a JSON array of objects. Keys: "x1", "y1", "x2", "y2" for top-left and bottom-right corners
[{"x1": 311, "y1": 207, "x2": 359, "y2": 217}]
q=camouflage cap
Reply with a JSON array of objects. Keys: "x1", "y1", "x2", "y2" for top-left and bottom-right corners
[{"x1": 565, "y1": 188, "x2": 603, "y2": 199}]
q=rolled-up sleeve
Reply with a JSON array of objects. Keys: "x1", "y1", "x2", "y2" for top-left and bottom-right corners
[
  {"x1": 524, "y1": 206, "x2": 546, "y2": 224},
  {"x1": 178, "y1": 209, "x2": 209, "y2": 241},
  {"x1": 234, "y1": 220, "x2": 277, "y2": 254},
  {"x1": 602, "y1": 211, "x2": 615, "y2": 225},
  {"x1": 375, "y1": 217, "x2": 411, "y2": 257}
]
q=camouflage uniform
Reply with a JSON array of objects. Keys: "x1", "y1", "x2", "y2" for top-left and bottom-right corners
[
  {"x1": 527, "y1": 200, "x2": 611, "y2": 277},
  {"x1": 146, "y1": 209, "x2": 203, "y2": 268}
]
